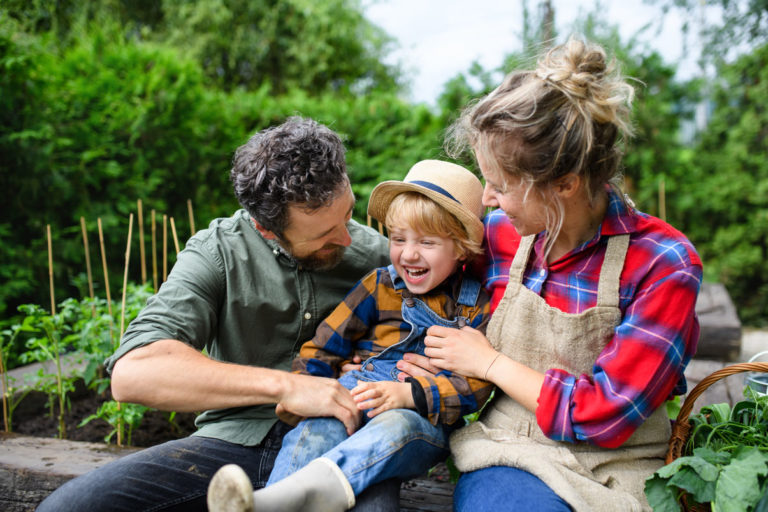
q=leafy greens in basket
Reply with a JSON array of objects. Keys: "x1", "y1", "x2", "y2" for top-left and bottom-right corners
[{"x1": 645, "y1": 391, "x2": 768, "y2": 512}]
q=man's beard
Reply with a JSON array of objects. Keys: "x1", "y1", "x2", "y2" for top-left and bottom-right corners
[{"x1": 281, "y1": 240, "x2": 347, "y2": 271}]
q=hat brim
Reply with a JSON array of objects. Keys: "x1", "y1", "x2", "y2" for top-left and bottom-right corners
[{"x1": 367, "y1": 181, "x2": 484, "y2": 245}]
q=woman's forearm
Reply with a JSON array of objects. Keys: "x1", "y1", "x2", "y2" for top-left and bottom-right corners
[{"x1": 484, "y1": 353, "x2": 545, "y2": 413}]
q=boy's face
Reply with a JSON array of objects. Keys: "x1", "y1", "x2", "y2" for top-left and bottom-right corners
[{"x1": 388, "y1": 225, "x2": 461, "y2": 295}]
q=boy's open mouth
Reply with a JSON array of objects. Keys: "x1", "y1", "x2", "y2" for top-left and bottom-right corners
[{"x1": 405, "y1": 267, "x2": 429, "y2": 278}]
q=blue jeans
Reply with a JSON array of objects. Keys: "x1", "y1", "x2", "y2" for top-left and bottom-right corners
[
  {"x1": 36, "y1": 421, "x2": 399, "y2": 512},
  {"x1": 453, "y1": 466, "x2": 572, "y2": 511},
  {"x1": 268, "y1": 409, "x2": 450, "y2": 495}
]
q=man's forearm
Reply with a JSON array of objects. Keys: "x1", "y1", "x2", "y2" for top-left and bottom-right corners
[
  {"x1": 110, "y1": 339, "x2": 288, "y2": 412},
  {"x1": 110, "y1": 338, "x2": 363, "y2": 434}
]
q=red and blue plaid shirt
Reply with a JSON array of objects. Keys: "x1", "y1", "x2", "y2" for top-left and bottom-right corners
[{"x1": 476, "y1": 189, "x2": 702, "y2": 448}]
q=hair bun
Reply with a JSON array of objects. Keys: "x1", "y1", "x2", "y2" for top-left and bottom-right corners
[{"x1": 535, "y1": 39, "x2": 606, "y2": 100}]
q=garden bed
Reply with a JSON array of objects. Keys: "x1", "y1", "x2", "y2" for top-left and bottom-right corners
[{"x1": 10, "y1": 384, "x2": 197, "y2": 447}]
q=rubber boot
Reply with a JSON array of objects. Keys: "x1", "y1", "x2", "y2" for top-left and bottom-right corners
[
  {"x1": 207, "y1": 464, "x2": 255, "y2": 512},
  {"x1": 207, "y1": 457, "x2": 356, "y2": 512}
]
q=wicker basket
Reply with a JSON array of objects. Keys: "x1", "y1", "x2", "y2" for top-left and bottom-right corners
[{"x1": 664, "y1": 361, "x2": 768, "y2": 511}]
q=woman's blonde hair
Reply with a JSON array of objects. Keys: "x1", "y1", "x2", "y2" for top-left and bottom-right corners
[
  {"x1": 446, "y1": 38, "x2": 634, "y2": 255},
  {"x1": 385, "y1": 192, "x2": 483, "y2": 261}
]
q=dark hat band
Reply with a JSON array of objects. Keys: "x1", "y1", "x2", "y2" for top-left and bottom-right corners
[{"x1": 409, "y1": 180, "x2": 458, "y2": 203}]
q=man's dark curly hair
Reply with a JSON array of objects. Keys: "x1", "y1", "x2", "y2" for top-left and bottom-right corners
[{"x1": 231, "y1": 117, "x2": 349, "y2": 237}]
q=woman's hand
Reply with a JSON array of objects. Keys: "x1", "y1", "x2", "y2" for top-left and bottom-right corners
[
  {"x1": 351, "y1": 380, "x2": 414, "y2": 418},
  {"x1": 423, "y1": 325, "x2": 499, "y2": 381},
  {"x1": 395, "y1": 353, "x2": 442, "y2": 381}
]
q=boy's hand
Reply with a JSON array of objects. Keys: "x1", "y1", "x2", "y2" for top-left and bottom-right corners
[
  {"x1": 351, "y1": 380, "x2": 414, "y2": 418},
  {"x1": 340, "y1": 354, "x2": 363, "y2": 376}
]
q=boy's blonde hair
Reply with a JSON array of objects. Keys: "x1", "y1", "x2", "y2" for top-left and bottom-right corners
[{"x1": 385, "y1": 192, "x2": 483, "y2": 261}]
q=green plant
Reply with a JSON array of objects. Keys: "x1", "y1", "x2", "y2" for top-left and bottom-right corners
[
  {"x1": 645, "y1": 390, "x2": 768, "y2": 511},
  {"x1": 15, "y1": 302, "x2": 88, "y2": 438},
  {"x1": 0, "y1": 323, "x2": 33, "y2": 432},
  {"x1": 79, "y1": 399, "x2": 149, "y2": 446}
]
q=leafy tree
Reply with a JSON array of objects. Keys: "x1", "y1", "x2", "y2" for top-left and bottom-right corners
[
  {"x1": 678, "y1": 44, "x2": 768, "y2": 324},
  {"x1": 159, "y1": 0, "x2": 401, "y2": 94},
  {"x1": 2, "y1": 0, "x2": 402, "y2": 95}
]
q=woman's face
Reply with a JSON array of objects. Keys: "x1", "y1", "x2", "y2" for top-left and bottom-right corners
[{"x1": 477, "y1": 153, "x2": 548, "y2": 236}]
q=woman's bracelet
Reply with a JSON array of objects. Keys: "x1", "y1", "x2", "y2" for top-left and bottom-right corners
[{"x1": 484, "y1": 352, "x2": 502, "y2": 381}]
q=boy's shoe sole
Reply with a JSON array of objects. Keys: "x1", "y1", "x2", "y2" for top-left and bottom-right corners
[{"x1": 207, "y1": 464, "x2": 255, "y2": 512}]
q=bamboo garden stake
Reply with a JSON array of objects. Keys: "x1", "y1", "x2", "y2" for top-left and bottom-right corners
[
  {"x1": 115, "y1": 213, "x2": 135, "y2": 448},
  {"x1": 658, "y1": 176, "x2": 667, "y2": 223},
  {"x1": 80, "y1": 217, "x2": 96, "y2": 317},
  {"x1": 138, "y1": 199, "x2": 147, "y2": 284},
  {"x1": 187, "y1": 199, "x2": 196, "y2": 236},
  {"x1": 97, "y1": 218, "x2": 114, "y2": 330},
  {"x1": 47, "y1": 225, "x2": 56, "y2": 315},
  {"x1": 367, "y1": 214, "x2": 372, "y2": 228},
  {"x1": 162, "y1": 214, "x2": 168, "y2": 282},
  {"x1": 120, "y1": 213, "x2": 134, "y2": 338},
  {"x1": 151, "y1": 209, "x2": 158, "y2": 293},
  {"x1": 170, "y1": 217, "x2": 181, "y2": 255}
]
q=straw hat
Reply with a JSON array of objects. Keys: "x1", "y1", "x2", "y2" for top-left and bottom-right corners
[{"x1": 367, "y1": 160, "x2": 484, "y2": 245}]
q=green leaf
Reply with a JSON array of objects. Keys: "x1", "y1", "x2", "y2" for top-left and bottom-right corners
[
  {"x1": 693, "y1": 447, "x2": 731, "y2": 466},
  {"x1": 714, "y1": 447, "x2": 768, "y2": 512},
  {"x1": 668, "y1": 466, "x2": 716, "y2": 503},
  {"x1": 657, "y1": 455, "x2": 720, "y2": 482},
  {"x1": 701, "y1": 403, "x2": 732, "y2": 424},
  {"x1": 644, "y1": 474, "x2": 680, "y2": 512}
]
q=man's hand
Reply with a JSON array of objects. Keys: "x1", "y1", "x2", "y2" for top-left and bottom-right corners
[
  {"x1": 351, "y1": 380, "x2": 414, "y2": 418},
  {"x1": 275, "y1": 403, "x2": 303, "y2": 426},
  {"x1": 277, "y1": 373, "x2": 362, "y2": 435}
]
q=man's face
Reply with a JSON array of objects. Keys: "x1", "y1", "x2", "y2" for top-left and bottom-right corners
[{"x1": 279, "y1": 185, "x2": 355, "y2": 271}]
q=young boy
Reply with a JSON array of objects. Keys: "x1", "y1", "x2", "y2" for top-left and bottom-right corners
[{"x1": 208, "y1": 160, "x2": 493, "y2": 512}]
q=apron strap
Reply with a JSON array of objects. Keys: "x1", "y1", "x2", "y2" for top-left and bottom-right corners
[
  {"x1": 509, "y1": 235, "x2": 536, "y2": 284},
  {"x1": 596, "y1": 234, "x2": 630, "y2": 307}
]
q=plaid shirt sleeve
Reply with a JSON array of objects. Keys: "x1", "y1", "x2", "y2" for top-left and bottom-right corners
[
  {"x1": 293, "y1": 270, "x2": 380, "y2": 377},
  {"x1": 412, "y1": 288, "x2": 495, "y2": 426},
  {"x1": 537, "y1": 259, "x2": 702, "y2": 448}
]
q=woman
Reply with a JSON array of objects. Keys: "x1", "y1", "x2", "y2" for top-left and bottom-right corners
[{"x1": 398, "y1": 39, "x2": 702, "y2": 511}]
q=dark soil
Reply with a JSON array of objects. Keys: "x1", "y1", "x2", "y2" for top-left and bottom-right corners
[{"x1": 11, "y1": 384, "x2": 197, "y2": 447}]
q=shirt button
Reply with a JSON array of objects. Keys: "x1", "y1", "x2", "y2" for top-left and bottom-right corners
[
  {"x1": 304, "y1": 312, "x2": 311, "y2": 320},
  {"x1": 272, "y1": 249, "x2": 279, "y2": 255},
  {"x1": 539, "y1": 269, "x2": 546, "y2": 277},
  {"x1": 366, "y1": 363, "x2": 374, "y2": 371}
]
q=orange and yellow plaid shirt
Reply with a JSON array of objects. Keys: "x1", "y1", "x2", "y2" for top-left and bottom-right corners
[{"x1": 294, "y1": 267, "x2": 493, "y2": 425}]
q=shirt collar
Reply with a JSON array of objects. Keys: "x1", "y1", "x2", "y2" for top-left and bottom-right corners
[{"x1": 532, "y1": 185, "x2": 638, "y2": 262}]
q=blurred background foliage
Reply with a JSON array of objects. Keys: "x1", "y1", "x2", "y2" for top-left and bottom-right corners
[{"x1": 1, "y1": 0, "x2": 766, "y2": 365}]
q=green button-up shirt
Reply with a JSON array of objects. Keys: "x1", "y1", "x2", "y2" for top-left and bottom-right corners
[{"x1": 105, "y1": 209, "x2": 390, "y2": 446}]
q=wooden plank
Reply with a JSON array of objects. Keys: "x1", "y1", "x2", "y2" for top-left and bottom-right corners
[{"x1": 0, "y1": 433, "x2": 139, "y2": 512}]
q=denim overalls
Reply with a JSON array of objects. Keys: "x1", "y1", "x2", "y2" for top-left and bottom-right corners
[{"x1": 268, "y1": 265, "x2": 482, "y2": 495}]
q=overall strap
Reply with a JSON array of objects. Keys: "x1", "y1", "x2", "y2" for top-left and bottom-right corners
[
  {"x1": 596, "y1": 234, "x2": 630, "y2": 308},
  {"x1": 509, "y1": 235, "x2": 536, "y2": 284},
  {"x1": 456, "y1": 275, "x2": 482, "y2": 307}
]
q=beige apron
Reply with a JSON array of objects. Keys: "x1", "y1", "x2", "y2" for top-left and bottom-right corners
[{"x1": 450, "y1": 234, "x2": 670, "y2": 511}]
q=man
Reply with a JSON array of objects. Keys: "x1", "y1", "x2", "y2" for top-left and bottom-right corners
[{"x1": 36, "y1": 117, "x2": 396, "y2": 511}]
